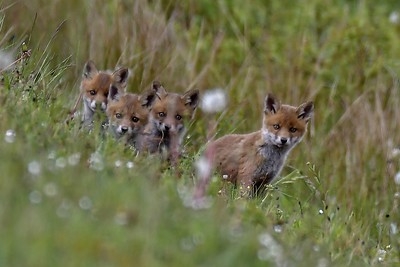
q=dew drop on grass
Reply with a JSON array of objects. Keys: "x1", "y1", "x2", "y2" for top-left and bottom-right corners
[
  {"x1": 44, "y1": 182, "x2": 57, "y2": 197},
  {"x1": 180, "y1": 237, "x2": 195, "y2": 252},
  {"x1": 126, "y1": 161, "x2": 134, "y2": 169},
  {"x1": 377, "y1": 249, "x2": 387, "y2": 262},
  {"x1": 177, "y1": 184, "x2": 212, "y2": 210},
  {"x1": 4, "y1": 129, "x2": 16, "y2": 143},
  {"x1": 257, "y1": 248, "x2": 270, "y2": 261},
  {"x1": 389, "y1": 11, "x2": 400, "y2": 24},
  {"x1": 317, "y1": 258, "x2": 329, "y2": 267},
  {"x1": 259, "y1": 232, "x2": 275, "y2": 247},
  {"x1": 229, "y1": 225, "x2": 243, "y2": 240},
  {"x1": 258, "y1": 233, "x2": 284, "y2": 264},
  {"x1": 0, "y1": 51, "x2": 13, "y2": 70},
  {"x1": 29, "y1": 190, "x2": 42, "y2": 204},
  {"x1": 273, "y1": 224, "x2": 283, "y2": 233},
  {"x1": 55, "y1": 157, "x2": 67, "y2": 168},
  {"x1": 47, "y1": 150, "x2": 56, "y2": 160},
  {"x1": 79, "y1": 196, "x2": 92, "y2": 210},
  {"x1": 392, "y1": 147, "x2": 400, "y2": 158},
  {"x1": 192, "y1": 233, "x2": 205, "y2": 245},
  {"x1": 114, "y1": 160, "x2": 123, "y2": 168},
  {"x1": 390, "y1": 222, "x2": 398, "y2": 235},
  {"x1": 68, "y1": 153, "x2": 81, "y2": 166},
  {"x1": 28, "y1": 161, "x2": 41, "y2": 175},
  {"x1": 114, "y1": 211, "x2": 128, "y2": 226},
  {"x1": 394, "y1": 172, "x2": 400, "y2": 185},
  {"x1": 89, "y1": 152, "x2": 104, "y2": 171},
  {"x1": 188, "y1": 196, "x2": 212, "y2": 210},
  {"x1": 57, "y1": 199, "x2": 72, "y2": 218},
  {"x1": 195, "y1": 156, "x2": 211, "y2": 178}
]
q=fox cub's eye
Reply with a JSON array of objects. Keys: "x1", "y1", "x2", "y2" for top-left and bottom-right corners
[
  {"x1": 289, "y1": 127, "x2": 297, "y2": 133},
  {"x1": 158, "y1": 112, "x2": 166, "y2": 118},
  {"x1": 89, "y1": 90, "x2": 96, "y2": 95},
  {"x1": 175, "y1": 115, "x2": 182, "y2": 120},
  {"x1": 132, "y1": 116, "x2": 139, "y2": 122},
  {"x1": 273, "y1": 124, "x2": 280, "y2": 130},
  {"x1": 115, "y1": 113, "x2": 122, "y2": 119}
]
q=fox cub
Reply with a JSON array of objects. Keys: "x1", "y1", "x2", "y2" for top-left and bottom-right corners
[
  {"x1": 136, "y1": 81, "x2": 200, "y2": 159},
  {"x1": 80, "y1": 60, "x2": 129, "y2": 127},
  {"x1": 207, "y1": 93, "x2": 313, "y2": 194},
  {"x1": 106, "y1": 85, "x2": 155, "y2": 147}
]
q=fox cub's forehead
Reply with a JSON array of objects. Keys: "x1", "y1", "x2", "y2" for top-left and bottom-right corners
[
  {"x1": 82, "y1": 72, "x2": 112, "y2": 89},
  {"x1": 152, "y1": 94, "x2": 188, "y2": 112},
  {"x1": 266, "y1": 106, "x2": 307, "y2": 127},
  {"x1": 109, "y1": 95, "x2": 146, "y2": 114},
  {"x1": 123, "y1": 94, "x2": 140, "y2": 107},
  {"x1": 126, "y1": 96, "x2": 150, "y2": 117}
]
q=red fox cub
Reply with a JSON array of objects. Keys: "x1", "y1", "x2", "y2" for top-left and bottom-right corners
[
  {"x1": 106, "y1": 85, "x2": 155, "y2": 147},
  {"x1": 136, "y1": 81, "x2": 199, "y2": 161},
  {"x1": 206, "y1": 93, "x2": 313, "y2": 195},
  {"x1": 80, "y1": 60, "x2": 129, "y2": 127}
]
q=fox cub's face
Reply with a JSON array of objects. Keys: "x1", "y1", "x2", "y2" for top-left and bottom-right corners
[
  {"x1": 80, "y1": 60, "x2": 129, "y2": 112},
  {"x1": 106, "y1": 86, "x2": 155, "y2": 138},
  {"x1": 150, "y1": 81, "x2": 199, "y2": 135},
  {"x1": 262, "y1": 94, "x2": 314, "y2": 149}
]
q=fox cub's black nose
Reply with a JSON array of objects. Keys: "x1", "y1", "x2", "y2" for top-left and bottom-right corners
[
  {"x1": 280, "y1": 138, "x2": 288, "y2": 144},
  {"x1": 121, "y1": 126, "x2": 128, "y2": 133}
]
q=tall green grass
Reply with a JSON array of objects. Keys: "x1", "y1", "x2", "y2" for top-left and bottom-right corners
[{"x1": 1, "y1": 0, "x2": 400, "y2": 266}]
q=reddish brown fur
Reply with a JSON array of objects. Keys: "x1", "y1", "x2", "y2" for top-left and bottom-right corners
[
  {"x1": 262, "y1": 105, "x2": 308, "y2": 142},
  {"x1": 211, "y1": 131, "x2": 265, "y2": 186},
  {"x1": 81, "y1": 72, "x2": 112, "y2": 105},
  {"x1": 80, "y1": 60, "x2": 129, "y2": 127},
  {"x1": 106, "y1": 87, "x2": 155, "y2": 147},
  {"x1": 203, "y1": 94, "x2": 313, "y2": 196},
  {"x1": 137, "y1": 81, "x2": 199, "y2": 162}
]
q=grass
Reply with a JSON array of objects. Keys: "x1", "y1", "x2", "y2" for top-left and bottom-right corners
[{"x1": 1, "y1": 0, "x2": 400, "y2": 266}]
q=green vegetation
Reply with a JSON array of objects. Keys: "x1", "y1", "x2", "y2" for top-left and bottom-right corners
[{"x1": 1, "y1": 0, "x2": 400, "y2": 266}]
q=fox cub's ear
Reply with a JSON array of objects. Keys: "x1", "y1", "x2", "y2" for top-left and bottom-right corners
[
  {"x1": 297, "y1": 101, "x2": 314, "y2": 122},
  {"x1": 112, "y1": 68, "x2": 129, "y2": 89},
  {"x1": 264, "y1": 94, "x2": 281, "y2": 114},
  {"x1": 108, "y1": 85, "x2": 121, "y2": 101},
  {"x1": 152, "y1": 81, "x2": 167, "y2": 97},
  {"x1": 140, "y1": 90, "x2": 157, "y2": 109},
  {"x1": 182, "y1": 89, "x2": 200, "y2": 110},
  {"x1": 83, "y1": 60, "x2": 98, "y2": 79}
]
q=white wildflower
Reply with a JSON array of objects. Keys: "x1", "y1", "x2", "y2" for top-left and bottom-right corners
[
  {"x1": 195, "y1": 156, "x2": 211, "y2": 179},
  {"x1": 389, "y1": 11, "x2": 400, "y2": 24},
  {"x1": 89, "y1": 151, "x2": 104, "y2": 171},
  {"x1": 0, "y1": 51, "x2": 14, "y2": 71},
  {"x1": 4, "y1": 129, "x2": 16, "y2": 143},
  {"x1": 200, "y1": 88, "x2": 227, "y2": 113},
  {"x1": 28, "y1": 161, "x2": 41, "y2": 175},
  {"x1": 394, "y1": 172, "x2": 400, "y2": 185}
]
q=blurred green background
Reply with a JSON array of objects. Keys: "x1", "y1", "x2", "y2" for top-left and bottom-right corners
[{"x1": 1, "y1": 0, "x2": 400, "y2": 266}]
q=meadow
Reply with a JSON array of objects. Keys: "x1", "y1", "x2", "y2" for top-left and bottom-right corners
[{"x1": 1, "y1": 0, "x2": 400, "y2": 266}]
